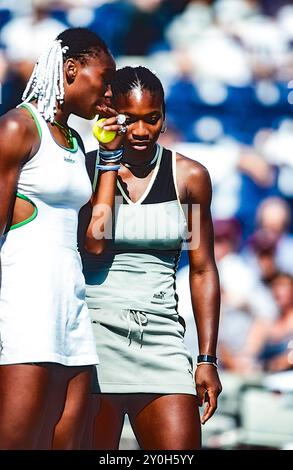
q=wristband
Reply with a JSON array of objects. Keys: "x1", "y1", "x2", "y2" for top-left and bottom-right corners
[
  {"x1": 96, "y1": 164, "x2": 120, "y2": 171},
  {"x1": 197, "y1": 354, "x2": 217, "y2": 365},
  {"x1": 99, "y1": 148, "x2": 123, "y2": 163},
  {"x1": 100, "y1": 158, "x2": 122, "y2": 164},
  {"x1": 196, "y1": 362, "x2": 218, "y2": 368}
]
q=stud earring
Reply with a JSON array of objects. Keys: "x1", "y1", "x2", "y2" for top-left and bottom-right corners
[{"x1": 161, "y1": 121, "x2": 167, "y2": 134}]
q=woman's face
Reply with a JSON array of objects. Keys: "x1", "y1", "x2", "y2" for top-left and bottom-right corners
[
  {"x1": 67, "y1": 52, "x2": 116, "y2": 120},
  {"x1": 114, "y1": 89, "x2": 164, "y2": 156},
  {"x1": 271, "y1": 276, "x2": 293, "y2": 311}
]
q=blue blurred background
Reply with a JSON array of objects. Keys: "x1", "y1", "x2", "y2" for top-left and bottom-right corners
[{"x1": 0, "y1": 0, "x2": 292, "y2": 450}]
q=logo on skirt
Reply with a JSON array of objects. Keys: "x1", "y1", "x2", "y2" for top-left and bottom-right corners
[{"x1": 153, "y1": 291, "x2": 166, "y2": 300}]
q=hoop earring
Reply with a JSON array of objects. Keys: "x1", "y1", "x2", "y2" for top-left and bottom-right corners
[{"x1": 161, "y1": 121, "x2": 167, "y2": 134}]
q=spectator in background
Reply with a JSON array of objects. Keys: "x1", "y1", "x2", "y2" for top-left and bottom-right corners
[
  {"x1": 123, "y1": 0, "x2": 191, "y2": 54},
  {"x1": 256, "y1": 197, "x2": 293, "y2": 276},
  {"x1": 246, "y1": 228, "x2": 279, "y2": 284},
  {"x1": 1, "y1": 0, "x2": 66, "y2": 65},
  {"x1": 0, "y1": 0, "x2": 66, "y2": 112},
  {"x1": 214, "y1": 219, "x2": 278, "y2": 373},
  {"x1": 90, "y1": 0, "x2": 187, "y2": 57},
  {"x1": 259, "y1": 0, "x2": 292, "y2": 17},
  {"x1": 257, "y1": 272, "x2": 293, "y2": 372},
  {"x1": 122, "y1": 0, "x2": 167, "y2": 55},
  {"x1": 236, "y1": 150, "x2": 281, "y2": 241}
]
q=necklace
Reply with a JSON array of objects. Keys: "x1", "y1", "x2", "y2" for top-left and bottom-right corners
[
  {"x1": 53, "y1": 120, "x2": 74, "y2": 149},
  {"x1": 122, "y1": 144, "x2": 159, "y2": 169}
]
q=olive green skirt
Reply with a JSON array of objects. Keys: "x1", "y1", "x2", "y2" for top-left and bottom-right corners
[{"x1": 90, "y1": 307, "x2": 196, "y2": 395}]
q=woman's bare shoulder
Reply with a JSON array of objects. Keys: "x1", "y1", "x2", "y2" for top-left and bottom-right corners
[
  {"x1": 0, "y1": 107, "x2": 38, "y2": 162},
  {"x1": 176, "y1": 152, "x2": 211, "y2": 188}
]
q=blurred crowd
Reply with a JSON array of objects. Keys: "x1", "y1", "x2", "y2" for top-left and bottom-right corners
[{"x1": 0, "y1": 1, "x2": 292, "y2": 443}]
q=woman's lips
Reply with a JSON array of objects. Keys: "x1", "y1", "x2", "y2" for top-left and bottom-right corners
[
  {"x1": 130, "y1": 142, "x2": 150, "y2": 150},
  {"x1": 132, "y1": 145, "x2": 148, "y2": 151}
]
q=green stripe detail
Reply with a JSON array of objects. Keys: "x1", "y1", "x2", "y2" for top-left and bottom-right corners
[
  {"x1": 58, "y1": 135, "x2": 78, "y2": 153},
  {"x1": 19, "y1": 103, "x2": 42, "y2": 139},
  {"x1": 9, "y1": 193, "x2": 38, "y2": 231}
]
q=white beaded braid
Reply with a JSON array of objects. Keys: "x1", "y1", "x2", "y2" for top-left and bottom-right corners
[{"x1": 22, "y1": 40, "x2": 69, "y2": 123}]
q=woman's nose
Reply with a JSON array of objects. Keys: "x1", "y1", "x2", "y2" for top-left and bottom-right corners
[
  {"x1": 104, "y1": 84, "x2": 112, "y2": 98},
  {"x1": 133, "y1": 121, "x2": 148, "y2": 137}
]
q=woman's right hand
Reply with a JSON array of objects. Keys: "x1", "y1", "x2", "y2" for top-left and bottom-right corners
[
  {"x1": 95, "y1": 104, "x2": 126, "y2": 151},
  {"x1": 94, "y1": 115, "x2": 126, "y2": 151}
]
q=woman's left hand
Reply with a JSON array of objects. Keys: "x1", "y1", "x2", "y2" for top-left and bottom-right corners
[{"x1": 195, "y1": 364, "x2": 222, "y2": 424}]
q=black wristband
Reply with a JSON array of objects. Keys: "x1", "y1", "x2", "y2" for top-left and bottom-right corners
[{"x1": 197, "y1": 354, "x2": 217, "y2": 365}]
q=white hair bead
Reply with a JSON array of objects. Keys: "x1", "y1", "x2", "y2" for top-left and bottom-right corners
[{"x1": 22, "y1": 40, "x2": 68, "y2": 122}]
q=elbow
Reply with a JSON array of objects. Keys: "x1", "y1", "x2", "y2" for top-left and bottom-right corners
[
  {"x1": 189, "y1": 262, "x2": 219, "y2": 278},
  {"x1": 85, "y1": 245, "x2": 105, "y2": 256},
  {"x1": 84, "y1": 235, "x2": 107, "y2": 256}
]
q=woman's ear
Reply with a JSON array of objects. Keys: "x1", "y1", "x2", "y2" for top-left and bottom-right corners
[{"x1": 64, "y1": 58, "x2": 78, "y2": 84}]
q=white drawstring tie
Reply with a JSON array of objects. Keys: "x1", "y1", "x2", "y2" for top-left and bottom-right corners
[{"x1": 126, "y1": 310, "x2": 148, "y2": 348}]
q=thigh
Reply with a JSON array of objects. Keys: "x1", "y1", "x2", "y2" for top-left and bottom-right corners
[
  {"x1": 0, "y1": 364, "x2": 50, "y2": 449},
  {"x1": 129, "y1": 394, "x2": 201, "y2": 450},
  {"x1": 52, "y1": 366, "x2": 93, "y2": 450},
  {"x1": 92, "y1": 394, "x2": 125, "y2": 450}
]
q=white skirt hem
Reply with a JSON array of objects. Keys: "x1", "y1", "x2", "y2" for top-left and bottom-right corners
[{"x1": 0, "y1": 353, "x2": 99, "y2": 367}]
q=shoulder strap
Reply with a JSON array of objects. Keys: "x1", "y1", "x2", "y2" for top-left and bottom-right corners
[
  {"x1": 85, "y1": 149, "x2": 100, "y2": 192},
  {"x1": 92, "y1": 150, "x2": 100, "y2": 192},
  {"x1": 143, "y1": 146, "x2": 176, "y2": 204},
  {"x1": 18, "y1": 102, "x2": 42, "y2": 139},
  {"x1": 71, "y1": 128, "x2": 86, "y2": 154}
]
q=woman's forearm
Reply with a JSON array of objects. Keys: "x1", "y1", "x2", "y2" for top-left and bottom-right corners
[
  {"x1": 85, "y1": 166, "x2": 118, "y2": 254},
  {"x1": 189, "y1": 266, "x2": 220, "y2": 356}
]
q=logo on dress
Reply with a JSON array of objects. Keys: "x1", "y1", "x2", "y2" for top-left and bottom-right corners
[
  {"x1": 63, "y1": 155, "x2": 76, "y2": 164},
  {"x1": 153, "y1": 291, "x2": 166, "y2": 300}
]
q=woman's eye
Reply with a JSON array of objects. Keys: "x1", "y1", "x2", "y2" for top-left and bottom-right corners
[
  {"x1": 124, "y1": 116, "x2": 160, "y2": 125},
  {"x1": 147, "y1": 117, "x2": 160, "y2": 124},
  {"x1": 125, "y1": 117, "x2": 135, "y2": 125}
]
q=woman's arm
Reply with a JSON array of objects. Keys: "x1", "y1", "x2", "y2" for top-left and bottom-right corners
[
  {"x1": 0, "y1": 110, "x2": 34, "y2": 236},
  {"x1": 267, "y1": 350, "x2": 293, "y2": 372},
  {"x1": 84, "y1": 116, "x2": 124, "y2": 255},
  {"x1": 85, "y1": 166, "x2": 118, "y2": 255},
  {"x1": 177, "y1": 154, "x2": 222, "y2": 424}
]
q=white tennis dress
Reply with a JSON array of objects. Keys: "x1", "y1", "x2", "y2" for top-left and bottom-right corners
[{"x1": 0, "y1": 102, "x2": 99, "y2": 366}]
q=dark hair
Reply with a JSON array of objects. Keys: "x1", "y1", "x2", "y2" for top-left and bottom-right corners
[
  {"x1": 213, "y1": 218, "x2": 241, "y2": 246},
  {"x1": 57, "y1": 27, "x2": 111, "y2": 64},
  {"x1": 249, "y1": 229, "x2": 278, "y2": 255},
  {"x1": 111, "y1": 66, "x2": 165, "y2": 115},
  {"x1": 269, "y1": 272, "x2": 293, "y2": 286}
]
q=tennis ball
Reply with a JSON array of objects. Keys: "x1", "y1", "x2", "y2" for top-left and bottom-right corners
[{"x1": 93, "y1": 118, "x2": 116, "y2": 143}]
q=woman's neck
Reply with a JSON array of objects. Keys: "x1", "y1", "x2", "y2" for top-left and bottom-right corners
[
  {"x1": 121, "y1": 144, "x2": 159, "y2": 177},
  {"x1": 123, "y1": 144, "x2": 158, "y2": 167},
  {"x1": 53, "y1": 109, "x2": 69, "y2": 127}
]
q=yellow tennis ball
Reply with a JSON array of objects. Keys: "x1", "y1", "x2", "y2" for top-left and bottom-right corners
[{"x1": 93, "y1": 118, "x2": 116, "y2": 143}]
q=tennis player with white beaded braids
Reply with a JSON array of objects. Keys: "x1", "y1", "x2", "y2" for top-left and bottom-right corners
[{"x1": 0, "y1": 27, "x2": 123, "y2": 450}]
